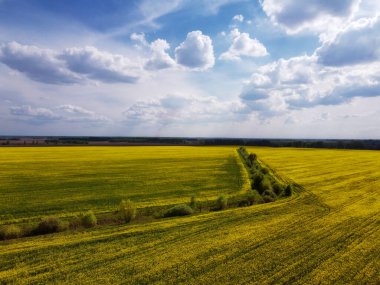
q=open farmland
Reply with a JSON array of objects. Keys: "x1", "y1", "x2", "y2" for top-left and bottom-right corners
[
  {"x1": 0, "y1": 147, "x2": 379, "y2": 284},
  {"x1": 0, "y1": 146, "x2": 245, "y2": 222}
]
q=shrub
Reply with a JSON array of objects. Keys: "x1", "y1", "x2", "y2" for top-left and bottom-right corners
[
  {"x1": 36, "y1": 216, "x2": 66, "y2": 234},
  {"x1": 163, "y1": 204, "x2": 193, "y2": 218},
  {"x1": 69, "y1": 215, "x2": 81, "y2": 229},
  {"x1": 252, "y1": 173, "x2": 264, "y2": 190},
  {"x1": 285, "y1": 185, "x2": 293, "y2": 197},
  {"x1": 247, "y1": 190, "x2": 262, "y2": 205},
  {"x1": 119, "y1": 199, "x2": 137, "y2": 223},
  {"x1": 0, "y1": 225, "x2": 22, "y2": 240},
  {"x1": 81, "y1": 211, "x2": 97, "y2": 228},
  {"x1": 263, "y1": 189, "x2": 277, "y2": 199},
  {"x1": 263, "y1": 195, "x2": 275, "y2": 203},
  {"x1": 190, "y1": 196, "x2": 197, "y2": 209},
  {"x1": 238, "y1": 200, "x2": 250, "y2": 207},
  {"x1": 257, "y1": 177, "x2": 272, "y2": 194},
  {"x1": 261, "y1": 167, "x2": 269, "y2": 175},
  {"x1": 272, "y1": 183, "x2": 284, "y2": 196},
  {"x1": 216, "y1": 195, "x2": 228, "y2": 210}
]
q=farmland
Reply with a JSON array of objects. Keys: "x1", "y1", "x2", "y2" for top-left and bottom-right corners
[
  {"x1": 1, "y1": 146, "x2": 380, "y2": 284},
  {"x1": 0, "y1": 146, "x2": 246, "y2": 222}
]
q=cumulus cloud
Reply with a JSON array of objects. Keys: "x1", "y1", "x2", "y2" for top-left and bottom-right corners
[
  {"x1": 220, "y1": 28, "x2": 268, "y2": 60},
  {"x1": 240, "y1": 54, "x2": 380, "y2": 117},
  {"x1": 59, "y1": 46, "x2": 142, "y2": 84},
  {"x1": 261, "y1": 0, "x2": 359, "y2": 35},
  {"x1": 317, "y1": 16, "x2": 380, "y2": 66},
  {"x1": 0, "y1": 42, "x2": 81, "y2": 84},
  {"x1": 233, "y1": 14, "x2": 244, "y2": 22},
  {"x1": 130, "y1": 32, "x2": 149, "y2": 46},
  {"x1": 57, "y1": 104, "x2": 110, "y2": 123},
  {"x1": 124, "y1": 94, "x2": 243, "y2": 125},
  {"x1": 175, "y1": 31, "x2": 215, "y2": 70},
  {"x1": 0, "y1": 42, "x2": 144, "y2": 84},
  {"x1": 9, "y1": 104, "x2": 110, "y2": 124},
  {"x1": 10, "y1": 105, "x2": 61, "y2": 123},
  {"x1": 145, "y1": 39, "x2": 176, "y2": 70}
]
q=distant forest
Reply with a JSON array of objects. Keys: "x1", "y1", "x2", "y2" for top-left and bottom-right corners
[{"x1": 1, "y1": 136, "x2": 380, "y2": 150}]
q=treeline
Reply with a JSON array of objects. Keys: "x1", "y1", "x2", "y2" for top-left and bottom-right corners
[
  {"x1": 238, "y1": 147, "x2": 293, "y2": 204},
  {"x1": 2, "y1": 136, "x2": 380, "y2": 150}
]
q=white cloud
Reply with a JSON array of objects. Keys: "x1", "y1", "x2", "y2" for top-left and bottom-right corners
[
  {"x1": 238, "y1": 54, "x2": 380, "y2": 117},
  {"x1": 124, "y1": 93, "x2": 243, "y2": 125},
  {"x1": 0, "y1": 42, "x2": 144, "y2": 84},
  {"x1": 220, "y1": 29, "x2": 268, "y2": 60},
  {"x1": 130, "y1": 32, "x2": 149, "y2": 46},
  {"x1": 317, "y1": 16, "x2": 380, "y2": 66},
  {"x1": 175, "y1": 31, "x2": 215, "y2": 70},
  {"x1": 57, "y1": 104, "x2": 110, "y2": 123},
  {"x1": 0, "y1": 42, "x2": 81, "y2": 84},
  {"x1": 145, "y1": 39, "x2": 176, "y2": 70},
  {"x1": 261, "y1": 0, "x2": 360, "y2": 35},
  {"x1": 9, "y1": 104, "x2": 110, "y2": 124},
  {"x1": 59, "y1": 46, "x2": 143, "y2": 84},
  {"x1": 10, "y1": 105, "x2": 60, "y2": 121},
  {"x1": 233, "y1": 14, "x2": 244, "y2": 22}
]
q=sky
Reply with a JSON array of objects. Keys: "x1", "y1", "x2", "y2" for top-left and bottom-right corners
[{"x1": 0, "y1": 0, "x2": 380, "y2": 138}]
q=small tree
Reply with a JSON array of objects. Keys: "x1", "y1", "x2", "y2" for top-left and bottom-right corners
[
  {"x1": 190, "y1": 196, "x2": 197, "y2": 209},
  {"x1": 163, "y1": 204, "x2": 193, "y2": 218},
  {"x1": 247, "y1": 190, "x2": 262, "y2": 205},
  {"x1": 36, "y1": 216, "x2": 66, "y2": 234},
  {"x1": 119, "y1": 199, "x2": 137, "y2": 223},
  {"x1": 272, "y1": 183, "x2": 284, "y2": 196},
  {"x1": 252, "y1": 173, "x2": 264, "y2": 190},
  {"x1": 285, "y1": 185, "x2": 293, "y2": 197},
  {"x1": 0, "y1": 225, "x2": 22, "y2": 240},
  {"x1": 216, "y1": 195, "x2": 228, "y2": 210},
  {"x1": 81, "y1": 211, "x2": 97, "y2": 228}
]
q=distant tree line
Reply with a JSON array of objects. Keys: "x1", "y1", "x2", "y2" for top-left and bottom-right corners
[{"x1": 2, "y1": 136, "x2": 380, "y2": 150}]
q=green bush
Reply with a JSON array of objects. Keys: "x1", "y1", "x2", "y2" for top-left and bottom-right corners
[
  {"x1": 263, "y1": 189, "x2": 277, "y2": 199},
  {"x1": 238, "y1": 200, "x2": 250, "y2": 207},
  {"x1": 257, "y1": 177, "x2": 272, "y2": 194},
  {"x1": 163, "y1": 204, "x2": 193, "y2": 218},
  {"x1": 272, "y1": 183, "x2": 284, "y2": 196},
  {"x1": 81, "y1": 211, "x2": 97, "y2": 228},
  {"x1": 216, "y1": 195, "x2": 228, "y2": 210},
  {"x1": 69, "y1": 215, "x2": 81, "y2": 229},
  {"x1": 190, "y1": 196, "x2": 197, "y2": 209},
  {"x1": 247, "y1": 190, "x2": 263, "y2": 205},
  {"x1": 261, "y1": 167, "x2": 269, "y2": 174},
  {"x1": 119, "y1": 199, "x2": 137, "y2": 223},
  {"x1": 285, "y1": 185, "x2": 293, "y2": 197},
  {"x1": 36, "y1": 216, "x2": 66, "y2": 234},
  {"x1": 252, "y1": 172, "x2": 264, "y2": 190},
  {"x1": 0, "y1": 225, "x2": 22, "y2": 240},
  {"x1": 263, "y1": 195, "x2": 275, "y2": 203}
]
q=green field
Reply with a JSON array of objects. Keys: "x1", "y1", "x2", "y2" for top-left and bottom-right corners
[
  {"x1": 0, "y1": 146, "x2": 246, "y2": 222},
  {"x1": 1, "y1": 147, "x2": 379, "y2": 284}
]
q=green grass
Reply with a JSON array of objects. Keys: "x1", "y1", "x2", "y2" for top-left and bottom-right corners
[
  {"x1": 0, "y1": 147, "x2": 379, "y2": 284},
  {"x1": 0, "y1": 146, "x2": 245, "y2": 222}
]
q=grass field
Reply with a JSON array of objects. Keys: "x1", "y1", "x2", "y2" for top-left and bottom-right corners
[
  {"x1": 0, "y1": 146, "x2": 246, "y2": 222},
  {"x1": 0, "y1": 147, "x2": 379, "y2": 284}
]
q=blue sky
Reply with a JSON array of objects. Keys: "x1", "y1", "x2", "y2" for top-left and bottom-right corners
[{"x1": 0, "y1": 0, "x2": 380, "y2": 138}]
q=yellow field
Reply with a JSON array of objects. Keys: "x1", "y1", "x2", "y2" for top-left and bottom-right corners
[
  {"x1": 0, "y1": 146, "x2": 245, "y2": 222},
  {"x1": 0, "y1": 147, "x2": 379, "y2": 284}
]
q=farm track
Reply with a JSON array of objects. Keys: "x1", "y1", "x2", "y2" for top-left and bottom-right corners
[{"x1": 0, "y1": 147, "x2": 379, "y2": 284}]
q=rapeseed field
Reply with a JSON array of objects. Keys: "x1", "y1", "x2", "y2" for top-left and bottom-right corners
[
  {"x1": 0, "y1": 147, "x2": 379, "y2": 284},
  {"x1": 0, "y1": 146, "x2": 245, "y2": 222}
]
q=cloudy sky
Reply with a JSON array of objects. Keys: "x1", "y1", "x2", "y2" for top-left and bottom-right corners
[{"x1": 1, "y1": 0, "x2": 380, "y2": 138}]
